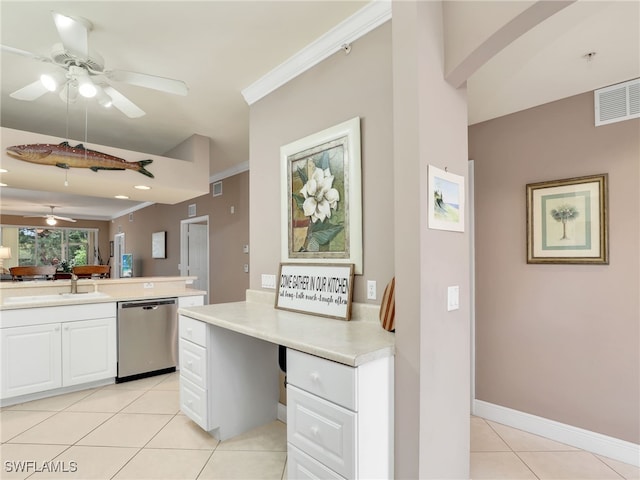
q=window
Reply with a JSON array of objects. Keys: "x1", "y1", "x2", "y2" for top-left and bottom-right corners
[{"x1": 2, "y1": 225, "x2": 99, "y2": 269}]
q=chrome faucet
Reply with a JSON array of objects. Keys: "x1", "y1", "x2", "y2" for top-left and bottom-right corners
[{"x1": 70, "y1": 273, "x2": 78, "y2": 294}]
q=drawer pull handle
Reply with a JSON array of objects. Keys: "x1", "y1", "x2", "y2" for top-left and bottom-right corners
[
  {"x1": 187, "y1": 360, "x2": 193, "y2": 368},
  {"x1": 310, "y1": 426, "x2": 319, "y2": 437},
  {"x1": 187, "y1": 328, "x2": 193, "y2": 335},
  {"x1": 310, "y1": 372, "x2": 320, "y2": 382},
  {"x1": 187, "y1": 400, "x2": 193, "y2": 406}
]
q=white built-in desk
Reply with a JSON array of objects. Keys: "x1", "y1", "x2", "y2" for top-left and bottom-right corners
[{"x1": 177, "y1": 290, "x2": 395, "y2": 480}]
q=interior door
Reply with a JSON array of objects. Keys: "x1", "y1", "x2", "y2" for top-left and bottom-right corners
[{"x1": 181, "y1": 216, "x2": 209, "y2": 303}]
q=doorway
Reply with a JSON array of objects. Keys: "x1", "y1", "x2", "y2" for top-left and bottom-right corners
[{"x1": 180, "y1": 216, "x2": 210, "y2": 304}]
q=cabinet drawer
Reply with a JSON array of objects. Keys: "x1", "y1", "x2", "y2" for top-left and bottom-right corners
[
  {"x1": 288, "y1": 444, "x2": 346, "y2": 480},
  {"x1": 178, "y1": 296, "x2": 204, "y2": 308},
  {"x1": 179, "y1": 315, "x2": 207, "y2": 347},
  {"x1": 179, "y1": 339, "x2": 207, "y2": 388},
  {"x1": 287, "y1": 385, "x2": 356, "y2": 479},
  {"x1": 287, "y1": 349, "x2": 356, "y2": 410},
  {"x1": 179, "y1": 376, "x2": 209, "y2": 431}
]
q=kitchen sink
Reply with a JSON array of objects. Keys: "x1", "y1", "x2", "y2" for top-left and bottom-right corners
[{"x1": 3, "y1": 291, "x2": 111, "y2": 304}]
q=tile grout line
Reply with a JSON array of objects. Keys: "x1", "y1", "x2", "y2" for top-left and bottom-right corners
[{"x1": 484, "y1": 418, "x2": 541, "y2": 480}]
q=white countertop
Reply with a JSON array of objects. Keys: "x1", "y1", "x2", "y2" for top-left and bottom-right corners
[
  {"x1": 0, "y1": 276, "x2": 205, "y2": 310},
  {"x1": 178, "y1": 295, "x2": 395, "y2": 367}
]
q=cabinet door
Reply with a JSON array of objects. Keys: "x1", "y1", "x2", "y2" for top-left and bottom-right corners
[
  {"x1": 62, "y1": 317, "x2": 116, "y2": 386},
  {"x1": 1, "y1": 324, "x2": 62, "y2": 398}
]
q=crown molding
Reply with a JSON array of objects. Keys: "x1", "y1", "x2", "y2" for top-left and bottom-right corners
[
  {"x1": 241, "y1": 0, "x2": 391, "y2": 106},
  {"x1": 209, "y1": 160, "x2": 249, "y2": 184}
]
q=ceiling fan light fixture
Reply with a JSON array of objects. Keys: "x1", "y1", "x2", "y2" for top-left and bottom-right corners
[
  {"x1": 78, "y1": 76, "x2": 97, "y2": 98},
  {"x1": 60, "y1": 82, "x2": 78, "y2": 103},
  {"x1": 40, "y1": 73, "x2": 59, "y2": 92},
  {"x1": 46, "y1": 216, "x2": 57, "y2": 226}
]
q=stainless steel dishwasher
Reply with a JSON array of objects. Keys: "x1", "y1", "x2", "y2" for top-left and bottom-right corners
[{"x1": 116, "y1": 298, "x2": 178, "y2": 382}]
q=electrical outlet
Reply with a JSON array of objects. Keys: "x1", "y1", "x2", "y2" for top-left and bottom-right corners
[
  {"x1": 261, "y1": 274, "x2": 276, "y2": 289},
  {"x1": 143, "y1": 282, "x2": 154, "y2": 289},
  {"x1": 243, "y1": 264, "x2": 249, "y2": 273},
  {"x1": 367, "y1": 280, "x2": 376, "y2": 300}
]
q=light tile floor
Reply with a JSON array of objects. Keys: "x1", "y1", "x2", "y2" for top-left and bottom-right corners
[{"x1": 0, "y1": 373, "x2": 637, "y2": 479}]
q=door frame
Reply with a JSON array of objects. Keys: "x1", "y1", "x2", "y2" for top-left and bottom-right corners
[
  {"x1": 113, "y1": 233, "x2": 125, "y2": 279},
  {"x1": 180, "y1": 215, "x2": 210, "y2": 302}
]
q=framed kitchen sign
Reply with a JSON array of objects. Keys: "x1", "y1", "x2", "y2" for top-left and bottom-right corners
[
  {"x1": 280, "y1": 117, "x2": 363, "y2": 274},
  {"x1": 275, "y1": 263, "x2": 355, "y2": 320},
  {"x1": 428, "y1": 165, "x2": 465, "y2": 232},
  {"x1": 526, "y1": 174, "x2": 608, "y2": 264},
  {"x1": 151, "y1": 231, "x2": 166, "y2": 259}
]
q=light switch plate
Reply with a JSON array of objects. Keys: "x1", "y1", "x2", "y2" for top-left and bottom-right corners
[{"x1": 447, "y1": 285, "x2": 459, "y2": 311}]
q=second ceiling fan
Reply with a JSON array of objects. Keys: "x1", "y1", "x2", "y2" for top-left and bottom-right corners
[
  {"x1": 2, "y1": 11, "x2": 188, "y2": 118},
  {"x1": 24, "y1": 206, "x2": 77, "y2": 226}
]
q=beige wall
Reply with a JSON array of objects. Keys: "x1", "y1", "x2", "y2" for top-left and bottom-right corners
[
  {"x1": 469, "y1": 92, "x2": 640, "y2": 443},
  {"x1": 250, "y1": 10, "x2": 471, "y2": 476},
  {"x1": 248, "y1": 22, "x2": 394, "y2": 304},
  {"x1": 109, "y1": 171, "x2": 250, "y2": 304}
]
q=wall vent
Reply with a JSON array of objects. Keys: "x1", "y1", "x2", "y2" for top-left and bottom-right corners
[
  {"x1": 212, "y1": 181, "x2": 223, "y2": 197},
  {"x1": 594, "y1": 78, "x2": 639, "y2": 126}
]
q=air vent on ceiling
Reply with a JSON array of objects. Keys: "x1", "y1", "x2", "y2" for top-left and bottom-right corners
[
  {"x1": 594, "y1": 78, "x2": 639, "y2": 126},
  {"x1": 212, "y1": 181, "x2": 223, "y2": 197}
]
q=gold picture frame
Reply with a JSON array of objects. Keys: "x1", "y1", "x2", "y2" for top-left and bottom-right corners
[
  {"x1": 526, "y1": 174, "x2": 608, "y2": 264},
  {"x1": 280, "y1": 117, "x2": 362, "y2": 274}
]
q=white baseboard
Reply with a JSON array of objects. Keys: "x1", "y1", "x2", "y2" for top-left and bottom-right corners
[
  {"x1": 277, "y1": 402, "x2": 287, "y2": 424},
  {"x1": 473, "y1": 399, "x2": 640, "y2": 467}
]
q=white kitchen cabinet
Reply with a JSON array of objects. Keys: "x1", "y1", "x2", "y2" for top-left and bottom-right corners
[
  {"x1": 62, "y1": 317, "x2": 116, "y2": 386},
  {"x1": 287, "y1": 349, "x2": 394, "y2": 480},
  {"x1": 178, "y1": 314, "x2": 279, "y2": 440},
  {"x1": 0, "y1": 323, "x2": 62, "y2": 398},
  {"x1": 0, "y1": 303, "x2": 117, "y2": 403}
]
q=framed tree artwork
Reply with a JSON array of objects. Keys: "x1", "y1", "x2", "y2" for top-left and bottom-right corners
[
  {"x1": 526, "y1": 174, "x2": 608, "y2": 264},
  {"x1": 280, "y1": 117, "x2": 363, "y2": 274}
]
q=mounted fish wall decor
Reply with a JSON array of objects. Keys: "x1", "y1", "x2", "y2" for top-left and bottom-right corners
[{"x1": 6, "y1": 142, "x2": 154, "y2": 178}]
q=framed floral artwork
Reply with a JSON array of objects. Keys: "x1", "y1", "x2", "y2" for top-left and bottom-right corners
[
  {"x1": 526, "y1": 174, "x2": 608, "y2": 264},
  {"x1": 280, "y1": 117, "x2": 362, "y2": 274}
]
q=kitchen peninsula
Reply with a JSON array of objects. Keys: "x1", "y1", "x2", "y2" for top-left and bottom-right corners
[
  {"x1": 178, "y1": 290, "x2": 395, "y2": 479},
  {"x1": 0, "y1": 276, "x2": 205, "y2": 407}
]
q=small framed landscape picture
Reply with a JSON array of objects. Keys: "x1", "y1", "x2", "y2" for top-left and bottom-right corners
[
  {"x1": 428, "y1": 165, "x2": 465, "y2": 232},
  {"x1": 526, "y1": 174, "x2": 608, "y2": 264}
]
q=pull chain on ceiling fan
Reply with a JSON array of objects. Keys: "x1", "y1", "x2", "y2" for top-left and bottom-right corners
[{"x1": 2, "y1": 11, "x2": 188, "y2": 118}]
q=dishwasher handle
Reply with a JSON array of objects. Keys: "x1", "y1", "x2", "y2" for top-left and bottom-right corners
[{"x1": 118, "y1": 298, "x2": 177, "y2": 309}]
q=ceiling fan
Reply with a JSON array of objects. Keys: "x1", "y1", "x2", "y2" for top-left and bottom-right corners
[
  {"x1": 24, "y1": 206, "x2": 77, "y2": 226},
  {"x1": 1, "y1": 11, "x2": 188, "y2": 118}
]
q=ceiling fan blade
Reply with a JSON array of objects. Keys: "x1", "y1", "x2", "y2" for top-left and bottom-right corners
[
  {"x1": 103, "y1": 86, "x2": 146, "y2": 118},
  {"x1": 106, "y1": 69, "x2": 188, "y2": 96},
  {"x1": 53, "y1": 215, "x2": 76, "y2": 222},
  {"x1": 52, "y1": 11, "x2": 90, "y2": 59},
  {"x1": 1, "y1": 44, "x2": 52, "y2": 63},
  {"x1": 10, "y1": 80, "x2": 50, "y2": 101}
]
